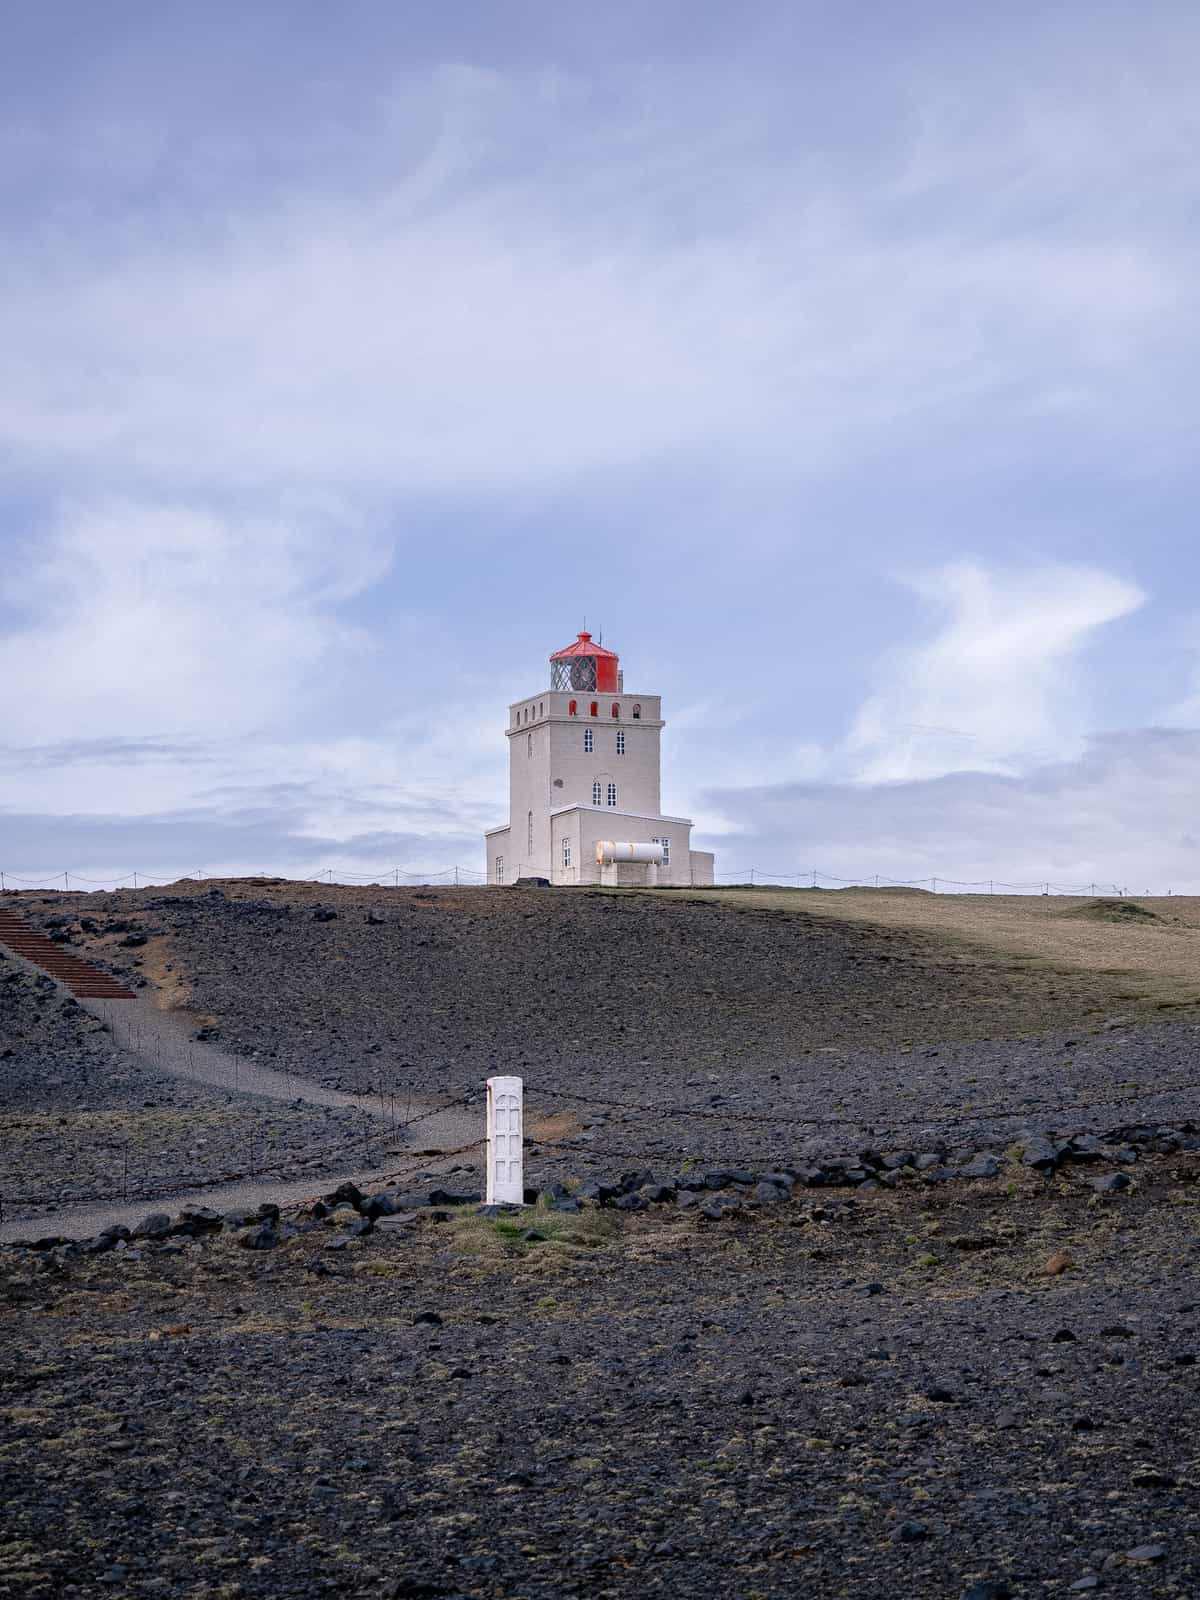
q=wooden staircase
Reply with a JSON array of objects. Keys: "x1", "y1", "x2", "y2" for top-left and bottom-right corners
[{"x1": 0, "y1": 910, "x2": 136, "y2": 999}]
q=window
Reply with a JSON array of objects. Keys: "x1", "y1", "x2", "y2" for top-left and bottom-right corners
[
  {"x1": 562, "y1": 838, "x2": 572, "y2": 869},
  {"x1": 527, "y1": 811, "x2": 533, "y2": 854},
  {"x1": 495, "y1": 855, "x2": 504, "y2": 883},
  {"x1": 590, "y1": 701, "x2": 598, "y2": 718},
  {"x1": 568, "y1": 700, "x2": 577, "y2": 716},
  {"x1": 606, "y1": 782, "x2": 617, "y2": 807},
  {"x1": 539, "y1": 702, "x2": 544, "y2": 717},
  {"x1": 653, "y1": 835, "x2": 671, "y2": 866},
  {"x1": 616, "y1": 730, "x2": 625, "y2": 756},
  {"x1": 592, "y1": 780, "x2": 602, "y2": 806},
  {"x1": 527, "y1": 733, "x2": 532, "y2": 758},
  {"x1": 584, "y1": 728, "x2": 594, "y2": 753},
  {"x1": 632, "y1": 703, "x2": 642, "y2": 719},
  {"x1": 612, "y1": 703, "x2": 620, "y2": 718}
]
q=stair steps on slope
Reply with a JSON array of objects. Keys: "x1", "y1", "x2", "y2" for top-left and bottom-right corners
[{"x1": 0, "y1": 912, "x2": 136, "y2": 1000}]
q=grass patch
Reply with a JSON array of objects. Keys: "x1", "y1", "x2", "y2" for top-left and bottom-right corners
[
  {"x1": 644, "y1": 887, "x2": 1200, "y2": 1017},
  {"x1": 449, "y1": 1197, "x2": 618, "y2": 1259},
  {"x1": 1064, "y1": 898, "x2": 1161, "y2": 925}
]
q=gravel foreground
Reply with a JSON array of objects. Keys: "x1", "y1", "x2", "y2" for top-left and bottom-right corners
[{"x1": 2, "y1": 1157, "x2": 1199, "y2": 1600}]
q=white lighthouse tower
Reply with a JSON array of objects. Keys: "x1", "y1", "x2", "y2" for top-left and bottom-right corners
[{"x1": 484, "y1": 631, "x2": 715, "y2": 888}]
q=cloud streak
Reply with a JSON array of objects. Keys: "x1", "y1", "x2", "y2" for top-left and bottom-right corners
[{"x1": 847, "y1": 562, "x2": 1145, "y2": 782}]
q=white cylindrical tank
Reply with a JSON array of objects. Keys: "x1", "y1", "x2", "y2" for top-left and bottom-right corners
[{"x1": 595, "y1": 840, "x2": 665, "y2": 865}]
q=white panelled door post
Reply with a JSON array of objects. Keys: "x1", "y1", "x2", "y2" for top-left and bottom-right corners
[{"x1": 486, "y1": 1075, "x2": 524, "y2": 1205}]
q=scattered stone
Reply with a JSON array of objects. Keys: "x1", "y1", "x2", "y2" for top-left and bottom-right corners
[
  {"x1": 1020, "y1": 1134, "x2": 1060, "y2": 1169},
  {"x1": 753, "y1": 1181, "x2": 788, "y2": 1205},
  {"x1": 130, "y1": 1213, "x2": 171, "y2": 1241},
  {"x1": 237, "y1": 1223, "x2": 279, "y2": 1251},
  {"x1": 1130, "y1": 1466, "x2": 1177, "y2": 1488},
  {"x1": 961, "y1": 1583, "x2": 1012, "y2": 1600},
  {"x1": 426, "y1": 1188, "x2": 480, "y2": 1207},
  {"x1": 1091, "y1": 1172, "x2": 1131, "y2": 1194},
  {"x1": 893, "y1": 1520, "x2": 929, "y2": 1543},
  {"x1": 177, "y1": 1205, "x2": 223, "y2": 1230},
  {"x1": 959, "y1": 1153, "x2": 1002, "y2": 1180},
  {"x1": 1125, "y1": 1544, "x2": 1167, "y2": 1563},
  {"x1": 413, "y1": 1312, "x2": 443, "y2": 1327}
]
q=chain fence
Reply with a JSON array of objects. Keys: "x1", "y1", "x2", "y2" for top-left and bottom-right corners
[
  {"x1": 5, "y1": 1053, "x2": 1196, "y2": 1222},
  {"x1": 0, "y1": 865, "x2": 1168, "y2": 895}
]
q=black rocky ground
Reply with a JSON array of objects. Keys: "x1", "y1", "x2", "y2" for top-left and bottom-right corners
[
  {"x1": 3, "y1": 1151, "x2": 1199, "y2": 1600},
  {"x1": 16, "y1": 882, "x2": 1137, "y2": 1096},
  {"x1": 4, "y1": 882, "x2": 1200, "y2": 1598},
  {"x1": 0, "y1": 952, "x2": 387, "y2": 1216}
]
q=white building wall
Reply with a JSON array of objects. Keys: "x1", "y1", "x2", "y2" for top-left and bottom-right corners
[
  {"x1": 487, "y1": 670, "x2": 711, "y2": 886},
  {"x1": 565, "y1": 808, "x2": 693, "y2": 888}
]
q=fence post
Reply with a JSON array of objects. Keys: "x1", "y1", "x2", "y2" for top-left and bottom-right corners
[{"x1": 486, "y1": 1076, "x2": 524, "y2": 1205}]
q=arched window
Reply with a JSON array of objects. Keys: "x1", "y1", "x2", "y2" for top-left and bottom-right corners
[
  {"x1": 527, "y1": 811, "x2": 533, "y2": 854},
  {"x1": 632, "y1": 703, "x2": 642, "y2": 720},
  {"x1": 589, "y1": 701, "x2": 598, "y2": 718},
  {"x1": 606, "y1": 782, "x2": 617, "y2": 807},
  {"x1": 611, "y1": 703, "x2": 620, "y2": 718},
  {"x1": 527, "y1": 733, "x2": 532, "y2": 758},
  {"x1": 616, "y1": 730, "x2": 625, "y2": 756},
  {"x1": 584, "y1": 728, "x2": 594, "y2": 753},
  {"x1": 568, "y1": 700, "x2": 577, "y2": 716},
  {"x1": 592, "y1": 780, "x2": 602, "y2": 806}
]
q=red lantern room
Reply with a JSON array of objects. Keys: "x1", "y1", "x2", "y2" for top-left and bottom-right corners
[{"x1": 550, "y1": 631, "x2": 619, "y2": 694}]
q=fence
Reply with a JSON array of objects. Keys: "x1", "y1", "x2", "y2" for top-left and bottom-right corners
[
  {"x1": 4, "y1": 1054, "x2": 1197, "y2": 1220},
  {"x1": 0, "y1": 865, "x2": 1150, "y2": 895}
]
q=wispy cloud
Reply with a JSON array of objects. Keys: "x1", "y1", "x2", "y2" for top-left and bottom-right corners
[{"x1": 846, "y1": 563, "x2": 1144, "y2": 782}]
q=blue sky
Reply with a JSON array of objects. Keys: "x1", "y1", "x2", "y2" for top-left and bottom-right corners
[{"x1": 3, "y1": 2, "x2": 1200, "y2": 889}]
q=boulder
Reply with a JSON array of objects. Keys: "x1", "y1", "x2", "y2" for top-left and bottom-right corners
[
  {"x1": 237, "y1": 1224, "x2": 280, "y2": 1251},
  {"x1": 130, "y1": 1213, "x2": 172, "y2": 1241}
]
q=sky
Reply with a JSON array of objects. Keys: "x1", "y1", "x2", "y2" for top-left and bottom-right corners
[{"x1": 3, "y1": 1, "x2": 1200, "y2": 892}]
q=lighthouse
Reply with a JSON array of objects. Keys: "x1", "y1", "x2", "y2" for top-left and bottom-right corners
[{"x1": 484, "y1": 632, "x2": 715, "y2": 887}]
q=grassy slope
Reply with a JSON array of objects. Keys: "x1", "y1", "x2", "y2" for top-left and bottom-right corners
[{"x1": 651, "y1": 889, "x2": 1200, "y2": 1016}]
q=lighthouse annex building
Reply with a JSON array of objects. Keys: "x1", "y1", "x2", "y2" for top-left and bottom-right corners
[{"x1": 485, "y1": 632, "x2": 715, "y2": 888}]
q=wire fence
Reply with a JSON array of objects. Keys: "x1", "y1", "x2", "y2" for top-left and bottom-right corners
[
  {"x1": 1, "y1": 1084, "x2": 485, "y2": 1215},
  {"x1": 5, "y1": 1050, "x2": 1195, "y2": 1221},
  {"x1": 0, "y1": 865, "x2": 1168, "y2": 895}
]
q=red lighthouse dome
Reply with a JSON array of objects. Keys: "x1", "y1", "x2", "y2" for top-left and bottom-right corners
[{"x1": 549, "y1": 631, "x2": 620, "y2": 694}]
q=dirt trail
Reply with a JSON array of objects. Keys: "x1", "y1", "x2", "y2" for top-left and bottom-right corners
[
  {"x1": 84, "y1": 997, "x2": 391, "y2": 1114},
  {"x1": 0, "y1": 997, "x2": 480, "y2": 1244},
  {"x1": 0, "y1": 1142, "x2": 481, "y2": 1244}
]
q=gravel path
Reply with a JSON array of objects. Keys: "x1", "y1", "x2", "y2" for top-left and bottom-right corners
[
  {"x1": 84, "y1": 996, "x2": 389, "y2": 1114},
  {"x1": 0, "y1": 1142, "x2": 481, "y2": 1244},
  {"x1": 0, "y1": 985, "x2": 480, "y2": 1248}
]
